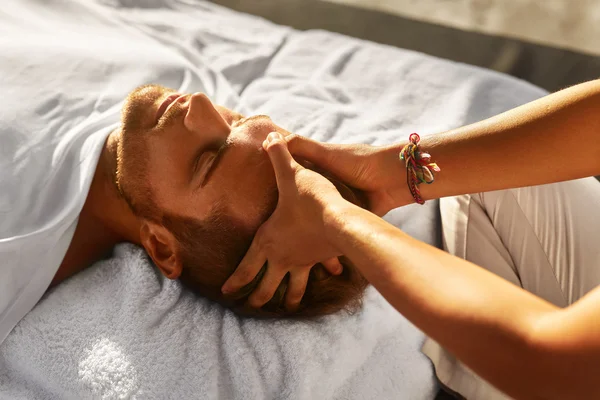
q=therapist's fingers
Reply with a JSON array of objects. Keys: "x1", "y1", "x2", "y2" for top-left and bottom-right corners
[
  {"x1": 321, "y1": 257, "x2": 343, "y2": 276},
  {"x1": 285, "y1": 269, "x2": 310, "y2": 311},
  {"x1": 248, "y1": 265, "x2": 289, "y2": 309},
  {"x1": 286, "y1": 134, "x2": 352, "y2": 177},
  {"x1": 286, "y1": 134, "x2": 333, "y2": 165},
  {"x1": 263, "y1": 132, "x2": 300, "y2": 193},
  {"x1": 222, "y1": 235, "x2": 266, "y2": 294}
]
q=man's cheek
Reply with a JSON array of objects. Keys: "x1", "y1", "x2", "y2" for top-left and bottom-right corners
[{"x1": 225, "y1": 181, "x2": 271, "y2": 228}]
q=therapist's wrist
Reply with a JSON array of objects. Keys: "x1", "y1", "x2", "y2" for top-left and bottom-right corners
[
  {"x1": 374, "y1": 143, "x2": 415, "y2": 212},
  {"x1": 322, "y1": 198, "x2": 367, "y2": 251}
]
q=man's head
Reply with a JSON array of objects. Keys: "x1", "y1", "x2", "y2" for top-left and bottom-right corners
[{"x1": 116, "y1": 84, "x2": 367, "y2": 317}]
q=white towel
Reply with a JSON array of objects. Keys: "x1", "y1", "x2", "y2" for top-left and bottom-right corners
[{"x1": 1, "y1": 243, "x2": 437, "y2": 399}]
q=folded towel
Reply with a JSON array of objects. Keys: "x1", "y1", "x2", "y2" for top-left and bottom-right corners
[{"x1": 1, "y1": 243, "x2": 438, "y2": 399}]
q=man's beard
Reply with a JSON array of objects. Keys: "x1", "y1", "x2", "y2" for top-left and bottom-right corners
[{"x1": 114, "y1": 127, "x2": 157, "y2": 220}]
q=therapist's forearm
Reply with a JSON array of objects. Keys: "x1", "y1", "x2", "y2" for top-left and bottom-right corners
[
  {"x1": 326, "y1": 202, "x2": 560, "y2": 399},
  {"x1": 381, "y1": 79, "x2": 600, "y2": 210}
]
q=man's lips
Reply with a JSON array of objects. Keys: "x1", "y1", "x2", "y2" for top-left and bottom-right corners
[{"x1": 155, "y1": 93, "x2": 183, "y2": 122}]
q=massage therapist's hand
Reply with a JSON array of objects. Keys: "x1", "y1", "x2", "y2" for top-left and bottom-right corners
[
  {"x1": 222, "y1": 132, "x2": 348, "y2": 310},
  {"x1": 286, "y1": 134, "x2": 411, "y2": 216}
]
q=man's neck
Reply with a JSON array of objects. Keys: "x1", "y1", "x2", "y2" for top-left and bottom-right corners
[
  {"x1": 52, "y1": 129, "x2": 141, "y2": 286},
  {"x1": 88, "y1": 129, "x2": 142, "y2": 245}
]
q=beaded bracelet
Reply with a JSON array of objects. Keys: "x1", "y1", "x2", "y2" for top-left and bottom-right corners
[{"x1": 399, "y1": 133, "x2": 440, "y2": 205}]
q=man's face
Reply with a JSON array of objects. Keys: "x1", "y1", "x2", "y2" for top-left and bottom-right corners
[
  {"x1": 119, "y1": 84, "x2": 285, "y2": 230},
  {"x1": 117, "y1": 85, "x2": 368, "y2": 318}
]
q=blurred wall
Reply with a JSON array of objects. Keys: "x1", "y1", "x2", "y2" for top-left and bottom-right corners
[
  {"x1": 325, "y1": 0, "x2": 600, "y2": 56},
  {"x1": 211, "y1": 0, "x2": 600, "y2": 92}
]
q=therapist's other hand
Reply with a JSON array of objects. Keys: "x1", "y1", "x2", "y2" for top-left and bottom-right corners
[
  {"x1": 221, "y1": 132, "x2": 347, "y2": 310},
  {"x1": 287, "y1": 135, "x2": 411, "y2": 216}
]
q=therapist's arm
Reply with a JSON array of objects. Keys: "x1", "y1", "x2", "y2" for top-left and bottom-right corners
[
  {"x1": 226, "y1": 134, "x2": 600, "y2": 399},
  {"x1": 288, "y1": 79, "x2": 600, "y2": 214},
  {"x1": 325, "y1": 200, "x2": 600, "y2": 400}
]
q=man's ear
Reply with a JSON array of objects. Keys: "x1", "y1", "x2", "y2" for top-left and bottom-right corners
[{"x1": 139, "y1": 221, "x2": 182, "y2": 280}]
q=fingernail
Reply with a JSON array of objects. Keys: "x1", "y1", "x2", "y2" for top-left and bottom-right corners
[
  {"x1": 268, "y1": 132, "x2": 282, "y2": 142},
  {"x1": 263, "y1": 133, "x2": 282, "y2": 150},
  {"x1": 221, "y1": 285, "x2": 230, "y2": 294}
]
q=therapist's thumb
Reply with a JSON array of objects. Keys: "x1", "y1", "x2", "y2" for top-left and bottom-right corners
[
  {"x1": 286, "y1": 134, "x2": 335, "y2": 170},
  {"x1": 263, "y1": 132, "x2": 300, "y2": 190}
]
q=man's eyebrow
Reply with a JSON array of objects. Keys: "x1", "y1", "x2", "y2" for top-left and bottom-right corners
[
  {"x1": 234, "y1": 114, "x2": 270, "y2": 126},
  {"x1": 248, "y1": 115, "x2": 270, "y2": 122}
]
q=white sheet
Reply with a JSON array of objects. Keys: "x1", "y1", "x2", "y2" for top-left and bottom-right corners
[{"x1": 0, "y1": 0, "x2": 546, "y2": 398}]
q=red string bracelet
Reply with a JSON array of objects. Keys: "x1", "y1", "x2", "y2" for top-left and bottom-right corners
[{"x1": 399, "y1": 133, "x2": 441, "y2": 205}]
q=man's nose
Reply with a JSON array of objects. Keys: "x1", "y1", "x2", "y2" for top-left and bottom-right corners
[{"x1": 184, "y1": 92, "x2": 227, "y2": 131}]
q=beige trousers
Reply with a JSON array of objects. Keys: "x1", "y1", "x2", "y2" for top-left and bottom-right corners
[{"x1": 422, "y1": 178, "x2": 600, "y2": 399}]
